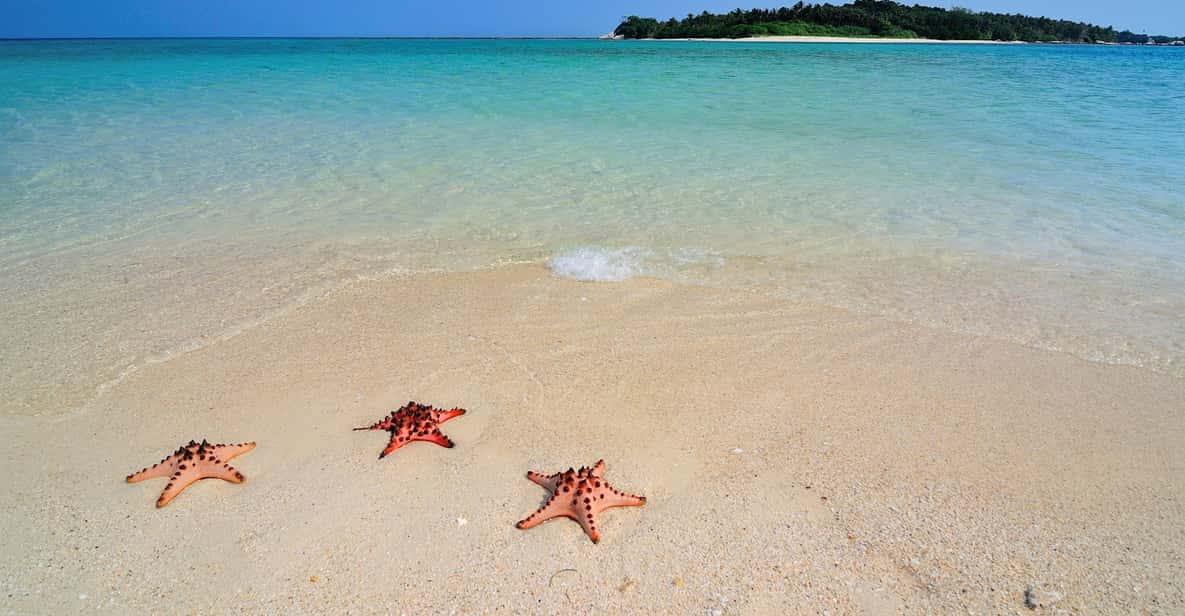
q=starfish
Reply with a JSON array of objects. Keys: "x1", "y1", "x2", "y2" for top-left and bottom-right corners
[
  {"x1": 353, "y1": 401, "x2": 467, "y2": 459},
  {"x1": 125, "y1": 439, "x2": 256, "y2": 508},
  {"x1": 516, "y1": 459, "x2": 646, "y2": 543}
]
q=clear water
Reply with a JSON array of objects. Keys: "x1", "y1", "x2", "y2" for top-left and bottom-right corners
[{"x1": 2, "y1": 39, "x2": 1184, "y2": 412}]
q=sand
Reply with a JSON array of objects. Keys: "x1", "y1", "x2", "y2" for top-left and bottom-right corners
[{"x1": 1, "y1": 266, "x2": 1183, "y2": 613}]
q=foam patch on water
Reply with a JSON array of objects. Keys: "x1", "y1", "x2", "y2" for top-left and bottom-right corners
[
  {"x1": 548, "y1": 247, "x2": 651, "y2": 282},
  {"x1": 548, "y1": 246, "x2": 728, "y2": 282}
]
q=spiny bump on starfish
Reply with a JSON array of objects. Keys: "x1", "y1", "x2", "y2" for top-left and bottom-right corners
[
  {"x1": 126, "y1": 439, "x2": 256, "y2": 508},
  {"x1": 516, "y1": 459, "x2": 646, "y2": 544},
  {"x1": 353, "y1": 400, "x2": 467, "y2": 459}
]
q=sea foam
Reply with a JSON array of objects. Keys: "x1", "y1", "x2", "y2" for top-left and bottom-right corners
[{"x1": 548, "y1": 247, "x2": 651, "y2": 282}]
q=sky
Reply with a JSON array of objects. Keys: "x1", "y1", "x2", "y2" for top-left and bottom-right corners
[{"x1": 2, "y1": 0, "x2": 1182, "y2": 39}]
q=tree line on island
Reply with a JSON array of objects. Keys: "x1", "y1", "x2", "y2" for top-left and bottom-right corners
[{"x1": 614, "y1": 0, "x2": 1185, "y2": 44}]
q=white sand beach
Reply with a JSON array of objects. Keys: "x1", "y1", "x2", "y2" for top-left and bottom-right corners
[{"x1": 2, "y1": 266, "x2": 1182, "y2": 613}]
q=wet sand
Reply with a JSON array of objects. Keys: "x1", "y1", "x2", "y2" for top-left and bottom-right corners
[{"x1": 1, "y1": 266, "x2": 1182, "y2": 613}]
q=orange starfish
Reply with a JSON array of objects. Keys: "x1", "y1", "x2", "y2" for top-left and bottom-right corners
[
  {"x1": 353, "y1": 401, "x2": 467, "y2": 459},
  {"x1": 516, "y1": 459, "x2": 646, "y2": 543},
  {"x1": 126, "y1": 439, "x2": 256, "y2": 508}
]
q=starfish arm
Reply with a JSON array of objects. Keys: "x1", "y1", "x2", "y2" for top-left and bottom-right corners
[
  {"x1": 576, "y1": 510, "x2": 602, "y2": 544},
  {"x1": 126, "y1": 457, "x2": 176, "y2": 483},
  {"x1": 155, "y1": 468, "x2": 202, "y2": 508},
  {"x1": 198, "y1": 462, "x2": 246, "y2": 483},
  {"x1": 526, "y1": 470, "x2": 561, "y2": 491},
  {"x1": 413, "y1": 428, "x2": 455, "y2": 449},
  {"x1": 353, "y1": 418, "x2": 393, "y2": 432},
  {"x1": 592, "y1": 459, "x2": 606, "y2": 475},
  {"x1": 213, "y1": 442, "x2": 256, "y2": 461},
  {"x1": 604, "y1": 491, "x2": 647, "y2": 508},
  {"x1": 434, "y1": 407, "x2": 466, "y2": 423},
  {"x1": 515, "y1": 493, "x2": 574, "y2": 530},
  {"x1": 379, "y1": 434, "x2": 409, "y2": 459}
]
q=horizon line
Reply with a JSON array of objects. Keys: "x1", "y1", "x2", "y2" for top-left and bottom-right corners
[{"x1": 0, "y1": 35, "x2": 611, "y2": 42}]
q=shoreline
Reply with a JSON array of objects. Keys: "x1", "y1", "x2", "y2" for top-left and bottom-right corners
[
  {"x1": 7, "y1": 248, "x2": 1181, "y2": 422},
  {"x1": 2, "y1": 265, "x2": 1182, "y2": 612}
]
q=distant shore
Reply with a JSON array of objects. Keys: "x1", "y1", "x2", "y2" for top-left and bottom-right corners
[
  {"x1": 603, "y1": 34, "x2": 1185, "y2": 45},
  {"x1": 697, "y1": 35, "x2": 1026, "y2": 44},
  {"x1": 605, "y1": 34, "x2": 1026, "y2": 44}
]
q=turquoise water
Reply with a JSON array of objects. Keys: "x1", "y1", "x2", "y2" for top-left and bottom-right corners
[{"x1": 2, "y1": 39, "x2": 1184, "y2": 409}]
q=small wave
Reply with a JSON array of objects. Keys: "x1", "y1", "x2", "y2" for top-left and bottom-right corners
[{"x1": 548, "y1": 247, "x2": 652, "y2": 282}]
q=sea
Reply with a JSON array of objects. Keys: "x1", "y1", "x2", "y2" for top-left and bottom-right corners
[{"x1": 2, "y1": 39, "x2": 1183, "y2": 413}]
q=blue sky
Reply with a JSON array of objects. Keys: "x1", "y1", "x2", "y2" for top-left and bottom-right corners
[{"x1": 3, "y1": 1, "x2": 1182, "y2": 39}]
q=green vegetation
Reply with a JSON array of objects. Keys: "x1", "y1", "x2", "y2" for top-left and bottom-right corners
[
  {"x1": 1118, "y1": 30, "x2": 1185, "y2": 45},
  {"x1": 614, "y1": 0, "x2": 1128, "y2": 42},
  {"x1": 724, "y1": 20, "x2": 915, "y2": 39}
]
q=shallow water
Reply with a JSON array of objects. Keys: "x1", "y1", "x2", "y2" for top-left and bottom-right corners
[{"x1": 2, "y1": 39, "x2": 1184, "y2": 412}]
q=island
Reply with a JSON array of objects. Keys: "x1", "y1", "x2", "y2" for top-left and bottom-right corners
[{"x1": 613, "y1": 0, "x2": 1185, "y2": 44}]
